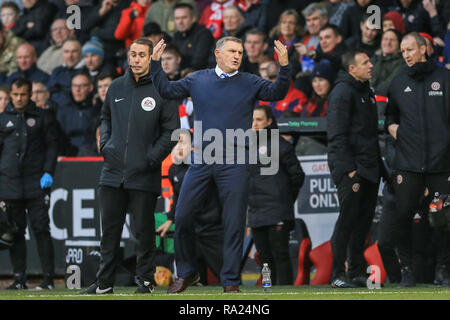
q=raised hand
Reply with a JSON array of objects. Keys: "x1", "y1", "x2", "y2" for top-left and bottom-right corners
[
  {"x1": 151, "y1": 39, "x2": 166, "y2": 61},
  {"x1": 274, "y1": 40, "x2": 289, "y2": 66}
]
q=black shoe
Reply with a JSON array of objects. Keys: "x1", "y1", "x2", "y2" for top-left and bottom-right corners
[
  {"x1": 135, "y1": 277, "x2": 154, "y2": 294},
  {"x1": 434, "y1": 265, "x2": 450, "y2": 286},
  {"x1": 35, "y1": 278, "x2": 55, "y2": 290},
  {"x1": 399, "y1": 266, "x2": 416, "y2": 288},
  {"x1": 331, "y1": 276, "x2": 356, "y2": 288},
  {"x1": 78, "y1": 282, "x2": 113, "y2": 295},
  {"x1": 6, "y1": 280, "x2": 27, "y2": 290},
  {"x1": 351, "y1": 275, "x2": 368, "y2": 288}
]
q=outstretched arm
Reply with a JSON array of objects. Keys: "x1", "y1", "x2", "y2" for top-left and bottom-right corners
[{"x1": 150, "y1": 39, "x2": 192, "y2": 100}]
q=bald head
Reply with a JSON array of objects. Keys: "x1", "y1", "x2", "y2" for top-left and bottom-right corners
[{"x1": 16, "y1": 44, "x2": 37, "y2": 71}]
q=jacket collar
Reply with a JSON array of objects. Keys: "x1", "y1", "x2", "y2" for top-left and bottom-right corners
[
  {"x1": 335, "y1": 70, "x2": 371, "y2": 92},
  {"x1": 4, "y1": 101, "x2": 40, "y2": 116},
  {"x1": 126, "y1": 67, "x2": 152, "y2": 86},
  {"x1": 407, "y1": 58, "x2": 437, "y2": 80}
]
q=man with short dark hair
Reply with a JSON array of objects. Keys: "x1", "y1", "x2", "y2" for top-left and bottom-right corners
[
  {"x1": 327, "y1": 48, "x2": 384, "y2": 288},
  {"x1": 314, "y1": 23, "x2": 347, "y2": 72},
  {"x1": 241, "y1": 29, "x2": 268, "y2": 75},
  {"x1": 378, "y1": 32, "x2": 450, "y2": 287},
  {"x1": 172, "y1": 2, "x2": 214, "y2": 70},
  {"x1": 161, "y1": 44, "x2": 182, "y2": 80},
  {"x1": 345, "y1": 15, "x2": 381, "y2": 58},
  {"x1": 79, "y1": 38, "x2": 179, "y2": 295},
  {"x1": 0, "y1": 77, "x2": 58, "y2": 290}
]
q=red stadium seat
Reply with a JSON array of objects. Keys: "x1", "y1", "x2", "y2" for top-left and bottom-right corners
[
  {"x1": 364, "y1": 242, "x2": 386, "y2": 284},
  {"x1": 294, "y1": 237, "x2": 312, "y2": 285},
  {"x1": 309, "y1": 240, "x2": 333, "y2": 285}
]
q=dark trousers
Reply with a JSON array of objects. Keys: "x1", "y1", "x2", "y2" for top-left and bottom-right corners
[
  {"x1": 378, "y1": 171, "x2": 450, "y2": 272},
  {"x1": 97, "y1": 186, "x2": 158, "y2": 288},
  {"x1": 331, "y1": 175, "x2": 379, "y2": 280},
  {"x1": 195, "y1": 226, "x2": 224, "y2": 284},
  {"x1": 7, "y1": 197, "x2": 54, "y2": 278},
  {"x1": 252, "y1": 221, "x2": 294, "y2": 285},
  {"x1": 174, "y1": 164, "x2": 249, "y2": 287}
]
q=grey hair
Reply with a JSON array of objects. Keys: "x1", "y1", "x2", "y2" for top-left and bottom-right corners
[
  {"x1": 302, "y1": 2, "x2": 328, "y2": 19},
  {"x1": 216, "y1": 36, "x2": 242, "y2": 51}
]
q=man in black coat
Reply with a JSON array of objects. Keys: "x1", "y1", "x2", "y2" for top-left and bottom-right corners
[
  {"x1": 379, "y1": 32, "x2": 450, "y2": 287},
  {"x1": 79, "y1": 38, "x2": 179, "y2": 295},
  {"x1": 0, "y1": 78, "x2": 58, "y2": 290},
  {"x1": 327, "y1": 48, "x2": 384, "y2": 288},
  {"x1": 172, "y1": 2, "x2": 214, "y2": 70}
]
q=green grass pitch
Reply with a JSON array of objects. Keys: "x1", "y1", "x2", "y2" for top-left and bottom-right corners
[{"x1": 1, "y1": 285, "x2": 449, "y2": 300}]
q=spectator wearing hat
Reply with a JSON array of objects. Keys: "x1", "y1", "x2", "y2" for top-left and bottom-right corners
[
  {"x1": 81, "y1": 37, "x2": 115, "y2": 86},
  {"x1": 383, "y1": 11, "x2": 406, "y2": 34},
  {"x1": 114, "y1": 0, "x2": 152, "y2": 49},
  {"x1": 7, "y1": 42, "x2": 49, "y2": 85},
  {"x1": 258, "y1": 59, "x2": 308, "y2": 119}
]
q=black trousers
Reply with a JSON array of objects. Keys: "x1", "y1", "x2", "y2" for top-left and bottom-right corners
[
  {"x1": 97, "y1": 186, "x2": 158, "y2": 288},
  {"x1": 331, "y1": 175, "x2": 379, "y2": 280},
  {"x1": 7, "y1": 197, "x2": 54, "y2": 278},
  {"x1": 194, "y1": 226, "x2": 224, "y2": 284},
  {"x1": 252, "y1": 220, "x2": 294, "y2": 285},
  {"x1": 378, "y1": 171, "x2": 450, "y2": 273}
]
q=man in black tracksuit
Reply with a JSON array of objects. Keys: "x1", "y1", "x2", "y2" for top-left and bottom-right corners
[
  {"x1": 0, "y1": 78, "x2": 58, "y2": 290},
  {"x1": 327, "y1": 48, "x2": 385, "y2": 288},
  {"x1": 80, "y1": 38, "x2": 179, "y2": 295},
  {"x1": 378, "y1": 32, "x2": 450, "y2": 287}
]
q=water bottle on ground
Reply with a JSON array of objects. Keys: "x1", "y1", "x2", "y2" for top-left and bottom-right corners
[{"x1": 261, "y1": 263, "x2": 272, "y2": 292}]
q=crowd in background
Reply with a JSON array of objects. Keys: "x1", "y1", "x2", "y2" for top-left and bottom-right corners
[{"x1": 0, "y1": 0, "x2": 449, "y2": 157}]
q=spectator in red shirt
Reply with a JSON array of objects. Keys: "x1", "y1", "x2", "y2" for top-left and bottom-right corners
[
  {"x1": 258, "y1": 59, "x2": 307, "y2": 119},
  {"x1": 115, "y1": 0, "x2": 153, "y2": 49},
  {"x1": 199, "y1": 0, "x2": 236, "y2": 39}
]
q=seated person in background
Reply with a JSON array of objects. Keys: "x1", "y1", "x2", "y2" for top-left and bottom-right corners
[
  {"x1": 240, "y1": 28, "x2": 268, "y2": 75},
  {"x1": 382, "y1": 11, "x2": 406, "y2": 34},
  {"x1": 301, "y1": 60, "x2": 335, "y2": 118},
  {"x1": 11, "y1": 0, "x2": 56, "y2": 55},
  {"x1": 142, "y1": 22, "x2": 171, "y2": 46},
  {"x1": 258, "y1": 59, "x2": 308, "y2": 119},
  {"x1": 93, "y1": 71, "x2": 116, "y2": 109},
  {"x1": 296, "y1": 60, "x2": 335, "y2": 156},
  {"x1": 47, "y1": 38, "x2": 84, "y2": 106},
  {"x1": 248, "y1": 105, "x2": 305, "y2": 285},
  {"x1": 268, "y1": 9, "x2": 304, "y2": 77},
  {"x1": 31, "y1": 80, "x2": 57, "y2": 112},
  {"x1": 37, "y1": 19, "x2": 75, "y2": 75},
  {"x1": 314, "y1": 23, "x2": 347, "y2": 72},
  {"x1": 345, "y1": 14, "x2": 381, "y2": 58},
  {"x1": 199, "y1": 0, "x2": 235, "y2": 39},
  {"x1": 157, "y1": 130, "x2": 224, "y2": 286},
  {"x1": 7, "y1": 43, "x2": 49, "y2": 85},
  {"x1": 219, "y1": 5, "x2": 250, "y2": 39},
  {"x1": 1, "y1": 1, "x2": 20, "y2": 30},
  {"x1": 81, "y1": 37, "x2": 115, "y2": 86},
  {"x1": 370, "y1": 28, "x2": 404, "y2": 97},
  {"x1": 56, "y1": 73, "x2": 99, "y2": 156},
  {"x1": 0, "y1": 21, "x2": 25, "y2": 83},
  {"x1": 236, "y1": 0, "x2": 267, "y2": 32},
  {"x1": 300, "y1": 2, "x2": 328, "y2": 55},
  {"x1": 161, "y1": 44, "x2": 182, "y2": 81},
  {"x1": 0, "y1": 85, "x2": 10, "y2": 113},
  {"x1": 172, "y1": 2, "x2": 214, "y2": 70}
]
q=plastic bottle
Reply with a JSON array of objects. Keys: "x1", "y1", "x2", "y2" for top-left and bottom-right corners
[{"x1": 261, "y1": 263, "x2": 272, "y2": 292}]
